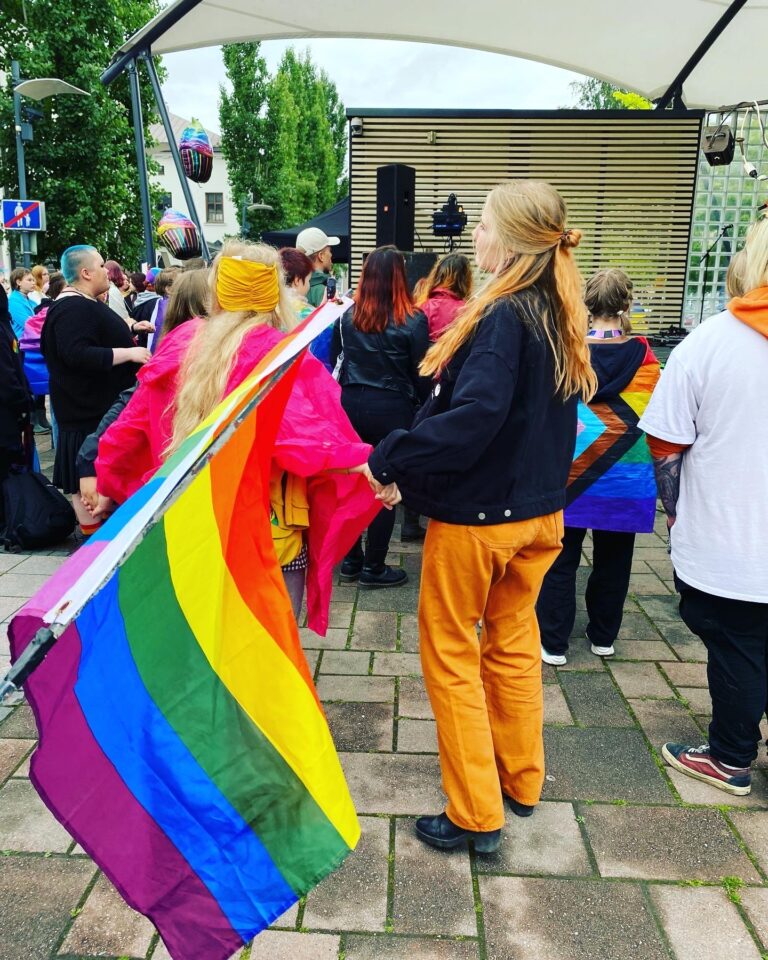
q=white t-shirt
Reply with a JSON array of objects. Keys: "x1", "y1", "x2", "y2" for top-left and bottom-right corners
[{"x1": 638, "y1": 310, "x2": 768, "y2": 602}]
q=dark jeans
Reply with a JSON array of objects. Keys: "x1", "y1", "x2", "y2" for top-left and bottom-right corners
[
  {"x1": 536, "y1": 526, "x2": 635, "y2": 655},
  {"x1": 676, "y1": 575, "x2": 768, "y2": 768},
  {"x1": 341, "y1": 385, "x2": 415, "y2": 568}
]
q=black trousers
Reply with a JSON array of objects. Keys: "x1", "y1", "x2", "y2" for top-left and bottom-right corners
[
  {"x1": 536, "y1": 526, "x2": 635, "y2": 655},
  {"x1": 341, "y1": 385, "x2": 415, "y2": 568},
  {"x1": 676, "y1": 576, "x2": 768, "y2": 768}
]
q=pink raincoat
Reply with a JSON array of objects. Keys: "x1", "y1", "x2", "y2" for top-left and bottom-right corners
[
  {"x1": 96, "y1": 319, "x2": 379, "y2": 634},
  {"x1": 420, "y1": 288, "x2": 466, "y2": 341}
]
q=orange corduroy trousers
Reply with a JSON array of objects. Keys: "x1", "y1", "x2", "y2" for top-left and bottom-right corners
[{"x1": 419, "y1": 513, "x2": 564, "y2": 832}]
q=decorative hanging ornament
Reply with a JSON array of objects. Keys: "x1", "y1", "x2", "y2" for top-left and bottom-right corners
[
  {"x1": 157, "y1": 209, "x2": 202, "y2": 260},
  {"x1": 179, "y1": 118, "x2": 213, "y2": 183}
]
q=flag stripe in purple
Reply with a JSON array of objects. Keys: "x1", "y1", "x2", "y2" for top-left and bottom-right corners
[{"x1": 9, "y1": 613, "x2": 244, "y2": 960}]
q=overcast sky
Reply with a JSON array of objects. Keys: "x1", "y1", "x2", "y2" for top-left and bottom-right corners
[{"x1": 162, "y1": 39, "x2": 585, "y2": 132}]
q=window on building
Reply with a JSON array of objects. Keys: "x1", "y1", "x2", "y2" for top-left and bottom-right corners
[
  {"x1": 157, "y1": 192, "x2": 172, "y2": 213},
  {"x1": 158, "y1": 164, "x2": 165, "y2": 175},
  {"x1": 685, "y1": 109, "x2": 767, "y2": 326},
  {"x1": 206, "y1": 192, "x2": 224, "y2": 223}
]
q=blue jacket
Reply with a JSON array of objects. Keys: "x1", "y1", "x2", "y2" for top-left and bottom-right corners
[
  {"x1": 368, "y1": 290, "x2": 578, "y2": 525},
  {"x1": 8, "y1": 290, "x2": 34, "y2": 339}
]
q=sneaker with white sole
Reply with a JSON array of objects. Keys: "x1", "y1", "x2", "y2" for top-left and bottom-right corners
[
  {"x1": 541, "y1": 646, "x2": 567, "y2": 666},
  {"x1": 590, "y1": 642, "x2": 615, "y2": 657},
  {"x1": 661, "y1": 742, "x2": 751, "y2": 796}
]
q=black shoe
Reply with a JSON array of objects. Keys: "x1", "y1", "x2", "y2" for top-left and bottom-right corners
[
  {"x1": 400, "y1": 525, "x2": 426, "y2": 542},
  {"x1": 358, "y1": 565, "x2": 408, "y2": 589},
  {"x1": 339, "y1": 558, "x2": 363, "y2": 583},
  {"x1": 415, "y1": 812, "x2": 501, "y2": 853},
  {"x1": 505, "y1": 796, "x2": 535, "y2": 818}
]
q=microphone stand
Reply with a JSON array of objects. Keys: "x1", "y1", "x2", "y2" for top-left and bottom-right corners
[{"x1": 698, "y1": 224, "x2": 732, "y2": 325}]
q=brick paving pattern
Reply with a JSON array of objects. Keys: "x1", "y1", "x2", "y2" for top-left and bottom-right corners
[{"x1": 1, "y1": 435, "x2": 766, "y2": 958}]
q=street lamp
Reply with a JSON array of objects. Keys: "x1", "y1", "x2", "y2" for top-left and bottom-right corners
[
  {"x1": 11, "y1": 61, "x2": 89, "y2": 267},
  {"x1": 240, "y1": 195, "x2": 274, "y2": 238}
]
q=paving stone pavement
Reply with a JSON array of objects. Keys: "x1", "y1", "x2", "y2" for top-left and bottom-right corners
[{"x1": 1, "y1": 472, "x2": 768, "y2": 960}]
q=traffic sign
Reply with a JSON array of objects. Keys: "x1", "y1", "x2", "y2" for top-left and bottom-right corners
[{"x1": 2, "y1": 199, "x2": 46, "y2": 232}]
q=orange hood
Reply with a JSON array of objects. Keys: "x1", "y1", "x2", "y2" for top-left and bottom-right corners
[{"x1": 729, "y1": 285, "x2": 768, "y2": 339}]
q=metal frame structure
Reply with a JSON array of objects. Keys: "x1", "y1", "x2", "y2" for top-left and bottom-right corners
[
  {"x1": 117, "y1": 52, "x2": 211, "y2": 265},
  {"x1": 100, "y1": 0, "x2": 762, "y2": 275}
]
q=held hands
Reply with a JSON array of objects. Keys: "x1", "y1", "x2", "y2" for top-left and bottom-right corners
[
  {"x1": 78, "y1": 478, "x2": 115, "y2": 521},
  {"x1": 350, "y1": 463, "x2": 402, "y2": 510},
  {"x1": 92, "y1": 495, "x2": 116, "y2": 521},
  {"x1": 79, "y1": 476, "x2": 99, "y2": 513},
  {"x1": 131, "y1": 320, "x2": 155, "y2": 334}
]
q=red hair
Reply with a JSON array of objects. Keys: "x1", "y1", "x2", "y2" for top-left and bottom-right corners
[
  {"x1": 104, "y1": 260, "x2": 124, "y2": 286},
  {"x1": 279, "y1": 247, "x2": 313, "y2": 285},
  {"x1": 353, "y1": 245, "x2": 414, "y2": 333}
]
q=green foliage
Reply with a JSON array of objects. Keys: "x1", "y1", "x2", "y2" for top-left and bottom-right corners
[
  {"x1": 218, "y1": 42, "x2": 269, "y2": 234},
  {"x1": 613, "y1": 90, "x2": 652, "y2": 110},
  {"x1": 570, "y1": 77, "x2": 650, "y2": 110},
  {"x1": 0, "y1": 0, "x2": 163, "y2": 269},
  {"x1": 722, "y1": 876, "x2": 744, "y2": 905},
  {"x1": 219, "y1": 44, "x2": 347, "y2": 234}
]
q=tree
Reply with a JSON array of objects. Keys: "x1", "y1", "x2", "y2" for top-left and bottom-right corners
[
  {"x1": 0, "y1": 0, "x2": 163, "y2": 269},
  {"x1": 569, "y1": 77, "x2": 651, "y2": 110},
  {"x1": 219, "y1": 45, "x2": 348, "y2": 234},
  {"x1": 218, "y1": 42, "x2": 269, "y2": 235}
]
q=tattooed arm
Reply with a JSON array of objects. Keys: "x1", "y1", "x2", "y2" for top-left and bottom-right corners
[{"x1": 651, "y1": 453, "x2": 683, "y2": 528}]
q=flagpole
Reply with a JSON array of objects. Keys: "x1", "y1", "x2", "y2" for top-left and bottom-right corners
[
  {"x1": 0, "y1": 296, "x2": 352, "y2": 705},
  {"x1": 0, "y1": 358, "x2": 296, "y2": 706}
]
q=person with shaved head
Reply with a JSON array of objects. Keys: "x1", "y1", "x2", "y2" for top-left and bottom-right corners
[{"x1": 41, "y1": 245, "x2": 151, "y2": 536}]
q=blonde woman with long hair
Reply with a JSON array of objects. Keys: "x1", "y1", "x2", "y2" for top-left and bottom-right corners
[
  {"x1": 364, "y1": 181, "x2": 596, "y2": 852},
  {"x1": 96, "y1": 240, "x2": 376, "y2": 633}
]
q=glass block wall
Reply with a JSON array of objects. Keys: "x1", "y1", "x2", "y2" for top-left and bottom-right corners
[{"x1": 684, "y1": 109, "x2": 768, "y2": 328}]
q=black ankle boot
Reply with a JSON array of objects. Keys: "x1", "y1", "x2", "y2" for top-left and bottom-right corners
[
  {"x1": 358, "y1": 564, "x2": 408, "y2": 589},
  {"x1": 415, "y1": 812, "x2": 501, "y2": 853},
  {"x1": 505, "y1": 796, "x2": 535, "y2": 818},
  {"x1": 339, "y1": 557, "x2": 363, "y2": 583}
]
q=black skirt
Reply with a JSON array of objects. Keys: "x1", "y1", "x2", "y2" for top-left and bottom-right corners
[{"x1": 53, "y1": 428, "x2": 88, "y2": 495}]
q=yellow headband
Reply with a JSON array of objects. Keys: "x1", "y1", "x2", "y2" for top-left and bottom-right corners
[{"x1": 216, "y1": 256, "x2": 280, "y2": 312}]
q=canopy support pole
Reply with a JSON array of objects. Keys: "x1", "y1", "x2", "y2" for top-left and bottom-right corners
[
  {"x1": 101, "y1": 0, "x2": 205, "y2": 87},
  {"x1": 127, "y1": 58, "x2": 155, "y2": 266},
  {"x1": 655, "y1": 0, "x2": 748, "y2": 110},
  {"x1": 141, "y1": 52, "x2": 210, "y2": 262}
]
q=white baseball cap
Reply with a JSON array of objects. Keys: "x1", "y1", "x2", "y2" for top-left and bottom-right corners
[{"x1": 296, "y1": 227, "x2": 340, "y2": 256}]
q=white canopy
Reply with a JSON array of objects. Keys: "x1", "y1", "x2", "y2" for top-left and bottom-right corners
[{"x1": 108, "y1": 0, "x2": 765, "y2": 109}]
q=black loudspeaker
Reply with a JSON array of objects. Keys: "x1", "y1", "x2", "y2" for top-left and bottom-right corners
[
  {"x1": 376, "y1": 164, "x2": 415, "y2": 250},
  {"x1": 402, "y1": 252, "x2": 438, "y2": 295},
  {"x1": 702, "y1": 126, "x2": 735, "y2": 166}
]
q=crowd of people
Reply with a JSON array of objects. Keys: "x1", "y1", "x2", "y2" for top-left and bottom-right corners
[{"x1": 0, "y1": 178, "x2": 766, "y2": 853}]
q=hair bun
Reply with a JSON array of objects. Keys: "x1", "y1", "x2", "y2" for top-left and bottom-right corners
[{"x1": 560, "y1": 228, "x2": 581, "y2": 250}]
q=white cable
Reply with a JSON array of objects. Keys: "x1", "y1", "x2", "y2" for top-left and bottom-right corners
[{"x1": 736, "y1": 103, "x2": 768, "y2": 180}]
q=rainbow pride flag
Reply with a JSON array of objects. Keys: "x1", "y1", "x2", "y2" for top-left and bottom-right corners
[
  {"x1": 8, "y1": 302, "x2": 359, "y2": 960},
  {"x1": 566, "y1": 339, "x2": 660, "y2": 533}
]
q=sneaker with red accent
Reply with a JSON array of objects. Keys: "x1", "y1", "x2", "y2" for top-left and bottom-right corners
[{"x1": 662, "y1": 742, "x2": 751, "y2": 796}]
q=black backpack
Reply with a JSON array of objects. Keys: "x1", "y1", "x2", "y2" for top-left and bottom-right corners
[{"x1": 2, "y1": 471, "x2": 76, "y2": 552}]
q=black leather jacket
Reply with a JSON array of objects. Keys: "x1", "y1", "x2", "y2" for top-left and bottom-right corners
[{"x1": 330, "y1": 307, "x2": 432, "y2": 405}]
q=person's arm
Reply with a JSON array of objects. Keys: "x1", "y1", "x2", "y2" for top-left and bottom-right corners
[
  {"x1": 646, "y1": 435, "x2": 690, "y2": 528},
  {"x1": 637, "y1": 347, "x2": 698, "y2": 529},
  {"x1": 0, "y1": 332, "x2": 32, "y2": 415},
  {"x1": 53, "y1": 308, "x2": 144, "y2": 371},
  {"x1": 329, "y1": 317, "x2": 342, "y2": 369},
  {"x1": 113, "y1": 345, "x2": 151, "y2": 366},
  {"x1": 95, "y1": 383, "x2": 157, "y2": 504},
  {"x1": 408, "y1": 312, "x2": 434, "y2": 404},
  {"x1": 76, "y1": 386, "x2": 137, "y2": 480},
  {"x1": 369, "y1": 341, "x2": 520, "y2": 485}
]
